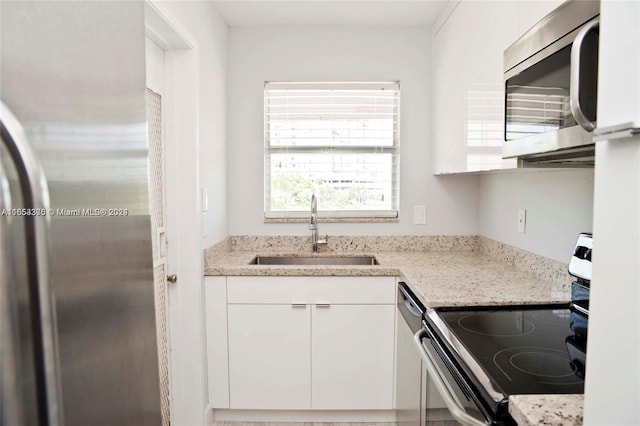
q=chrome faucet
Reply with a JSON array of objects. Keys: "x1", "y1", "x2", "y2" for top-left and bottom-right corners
[{"x1": 309, "y1": 194, "x2": 327, "y2": 253}]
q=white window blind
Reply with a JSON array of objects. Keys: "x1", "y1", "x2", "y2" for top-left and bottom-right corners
[{"x1": 264, "y1": 81, "x2": 400, "y2": 219}]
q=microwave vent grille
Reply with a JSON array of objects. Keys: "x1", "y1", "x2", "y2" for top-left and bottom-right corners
[{"x1": 518, "y1": 145, "x2": 595, "y2": 167}]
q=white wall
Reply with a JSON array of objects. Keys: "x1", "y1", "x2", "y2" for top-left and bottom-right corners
[
  {"x1": 227, "y1": 26, "x2": 479, "y2": 236},
  {"x1": 478, "y1": 170, "x2": 594, "y2": 263},
  {"x1": 195, "y1": 6, "x2": 228, "y2": 248},
  {"x1": 160, "y1": 0, "x2": 229, "y2": 248}
]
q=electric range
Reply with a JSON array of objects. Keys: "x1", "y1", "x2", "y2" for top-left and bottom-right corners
[{"x1": 415, "y1": 233, "x2": 592, "y2": 425}]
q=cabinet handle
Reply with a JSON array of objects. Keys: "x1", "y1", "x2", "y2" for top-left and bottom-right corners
[
  {"x1": 316, "y1": 303, "x2": 331, "y2": 308},
  {"x1": 291, "y1": 303, "x2": 307, "y2": 308},
  {"x1": 570, "y1": 17, "x2": 599, "y2": 132}
]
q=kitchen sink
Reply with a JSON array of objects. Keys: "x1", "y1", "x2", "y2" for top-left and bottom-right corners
[{"x1": 249, "y1": 255, "x2": 379, "y2": 266}]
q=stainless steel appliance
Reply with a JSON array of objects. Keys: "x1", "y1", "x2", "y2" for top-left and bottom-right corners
[
  {"x1": 414, "y1": 234, "x2": 592, "y2": 425},
  {"x1": 396, "y1": 282, "x2": 425, "y2": 425},
  {"x1": 396, "y1": 282, "x2": 449, "y2": 425},
  {"x1": 503, "y1": 0, "x2": 600, "y2": 165},
  {"x1": 1, "y1": 2, "x2": 161, "y2": 425}
]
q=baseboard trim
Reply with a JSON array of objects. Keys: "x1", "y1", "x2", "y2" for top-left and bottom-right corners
[
  {"x1": 212, "y1": 409, "x2": 397, "y2": 422},
  {"x1": 426, "y1": 408, "x2": 455, "y2": 422}
]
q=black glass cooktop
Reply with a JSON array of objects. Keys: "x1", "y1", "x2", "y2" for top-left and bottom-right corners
[{"x1": 436, "y1": 306, "x2": 587, "y2": 397}]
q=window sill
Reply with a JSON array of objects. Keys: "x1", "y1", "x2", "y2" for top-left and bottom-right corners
[{"x1": 264, "y1": 217, "x2": 399, "y2": 224}]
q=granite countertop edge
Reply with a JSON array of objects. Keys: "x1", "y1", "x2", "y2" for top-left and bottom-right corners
[
  {"x1": 204, "y1": 249, "x2": 571, "y2": 309},
  {"x1": 509, "y1": 394, "x2": 584, "y2": 426}
]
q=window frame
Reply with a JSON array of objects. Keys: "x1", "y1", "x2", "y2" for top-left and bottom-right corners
[{"x1": 263, "y1": 81, "x2": 400, "y2": 221}]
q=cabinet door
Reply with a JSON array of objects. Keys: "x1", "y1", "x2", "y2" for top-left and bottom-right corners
[
  {"x1": 311, "y1": 304, "x2": 395, "y2": 409},
  {"x1": 432, "y1": 1, "x2": 519, "y2": 173},
  {"x1": 516, "y1": 0, "x2": 565, "y2": 35},
  {"x1": 227, "y1": 304, "x2": 311, "y2": 409}
]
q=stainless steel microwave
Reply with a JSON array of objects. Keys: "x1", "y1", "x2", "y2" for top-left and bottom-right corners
[{"x1": 503, "y1": 0, "x2": 599, "y2": 165}]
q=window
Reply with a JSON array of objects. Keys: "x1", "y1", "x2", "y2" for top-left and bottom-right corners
[{"x1": 264, "y1": 81, "x2": 399, "y2": 220}]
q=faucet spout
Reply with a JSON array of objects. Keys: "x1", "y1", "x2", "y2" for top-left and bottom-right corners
[
  {"x1": 309, "y1": 194, "x2": 325, "y2": 253},
  {"x1": 309, "y1": 194, "x2": 318, "y2": 230}
]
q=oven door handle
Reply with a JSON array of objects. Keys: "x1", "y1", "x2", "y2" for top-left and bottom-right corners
[
  {"x1": 414, "y1": 328, "x2": 488, "y2": 426},
  {"x1": 399, "y1": 284, "x2": 423, "y2": 317}
]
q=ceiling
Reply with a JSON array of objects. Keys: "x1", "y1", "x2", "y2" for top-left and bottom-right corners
[{"x1": 211, "y1": 1, "x2": 451, "y2": 28}]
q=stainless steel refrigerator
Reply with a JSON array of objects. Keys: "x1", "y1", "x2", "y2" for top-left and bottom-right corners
[{"x1": 1, "y1": 2, "x2": 162, "y2": 425}]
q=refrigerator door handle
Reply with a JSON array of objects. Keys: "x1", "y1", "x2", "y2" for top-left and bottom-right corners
[
  {"x1": 0, "y1": 101, "x2": 63, "y2": 426},
  {"x1": 0, "y1": 151, "x2": 25, "y2": 426}
]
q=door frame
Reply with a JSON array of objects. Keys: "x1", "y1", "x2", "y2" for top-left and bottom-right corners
[{"x1": 144, "y1": 3, "x2": 208, "y2": 426}]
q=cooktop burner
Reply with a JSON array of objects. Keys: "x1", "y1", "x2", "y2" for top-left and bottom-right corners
[
  {"x1": 436, "y1": 306, "x2": 586, "y2": 396},
  {"x1": 532, "y1": 310, "x2": 570, "y2": 327},
  {"x1": 497, "y1": 347, "x2": 581, "y2": 383},
  {"x1": 457, "y1": 312, "x2": 535, "y2": 337}
]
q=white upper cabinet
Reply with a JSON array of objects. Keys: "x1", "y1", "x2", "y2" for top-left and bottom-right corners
[
  {"x1": 595, "y1": 0, "x2": 640, "y2": 131},
  {"x1": 432, "y1": 0, "x2": 564, "y2": 174},
  {"x1": 516, "y1": 1, "x2": 565, "y2": 35}
]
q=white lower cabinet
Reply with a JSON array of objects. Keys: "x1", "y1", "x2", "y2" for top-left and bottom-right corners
[
  {"x1": 227, "y1": 304, "x2": 311, "y2": 409},
  {"x1": 207, "y1": 276, "x2": 396, "y2": 413},
  {"x1": 311, "y1": 304, "x2": 395, "y2": 409}
]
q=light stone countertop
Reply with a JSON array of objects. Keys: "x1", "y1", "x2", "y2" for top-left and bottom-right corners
[
  {"x1": 204, "y1": 249, "x2": 570, "y2": 308},
  {"x1": 203, "y1": 235, "x2": 581, "y2": 425},
  {"x1": 509, "y1": 394, "x2": 584, "y2": 425}
]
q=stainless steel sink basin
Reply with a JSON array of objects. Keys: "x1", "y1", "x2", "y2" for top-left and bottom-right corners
[{"x1": 249, "y1": 255, "x2": 378, "y2": 266}]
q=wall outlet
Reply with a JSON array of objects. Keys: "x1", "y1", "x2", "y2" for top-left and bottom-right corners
[
  {"x1": 517, "y1": 209, "x2": 526, "y2": 233},
  {"x1": 414, "y1": 205, "x2": 427, "y2": 225}
]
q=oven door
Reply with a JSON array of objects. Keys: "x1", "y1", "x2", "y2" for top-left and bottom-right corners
[{"x1": 414, "y1": 324, "x2": 492, "y2": 426}]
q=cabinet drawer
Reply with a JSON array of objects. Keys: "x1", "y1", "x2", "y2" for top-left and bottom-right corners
[
  {"x1": 227, "y1": 276, "x2": 312, "y2": 304},
  {"x1": 227, "y1": 276, "x2": 395, "y2": 304},
  {"x1": 309, "y1": 276, "x2": 395, "y2": 304}
]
